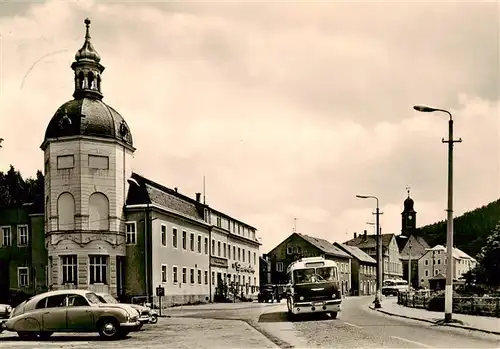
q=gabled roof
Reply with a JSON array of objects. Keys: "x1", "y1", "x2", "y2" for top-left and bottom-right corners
[
  {"x1": 298, "y1": 233, "x2": 351, "y2": 259},
  {"x1": 424, "y1": 245, "x2": 476, "y2": 261},
  {"x1": 334, "y1": 243, "x2": 376, "y2": 264},
  {"x1": 344, "y1": 233, "x2": 395, "y2": 249},
  {"x1": 399, "y1": 234, "x2": 431, "y2": 260}
]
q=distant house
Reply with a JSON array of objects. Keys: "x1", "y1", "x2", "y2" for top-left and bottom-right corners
[
  {"x1": 396, "y1": 234, "x2": 430, "y2": 288},
  {"x1": 334, "y1": 243, "x2": 376, "y2": 296},
  {"x1": 266, "y1": 233, "x2": 352, "y2": 294},
  {"x1": 344, "y1": 230, "x2": 403, "y2": 280},
  {"x1": 418, "y1": 245, "x2": 476, "y2": 289}
]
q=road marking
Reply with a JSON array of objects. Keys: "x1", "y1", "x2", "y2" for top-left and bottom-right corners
[
  {"x1": 343, "y1": 321, "x2": 363, "y2": 328},
  {"x1": 391, "y1": 336, "x2": 433, "y2": 348}
]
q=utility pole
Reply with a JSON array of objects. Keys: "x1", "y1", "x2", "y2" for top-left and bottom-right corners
[{"x1": 414, "y1": 105, "x2": 462, "y2": 322}]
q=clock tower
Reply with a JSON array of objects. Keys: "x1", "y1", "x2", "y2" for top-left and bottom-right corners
[{"x1": 401, "y1": 186, "x2": 416, "y2": 235}]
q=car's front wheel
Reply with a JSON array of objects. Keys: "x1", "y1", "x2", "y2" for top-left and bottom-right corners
[
  {"x1": 149, "y1": 314, "x2": 158, "y2": 324},
  {"x1": 98, "y1": 318, "x2": 122, "y2": 340}
]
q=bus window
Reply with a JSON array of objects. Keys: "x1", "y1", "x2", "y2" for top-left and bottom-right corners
[{"x1": 293, "y1": 267, "x2": 337, "y2": 284}]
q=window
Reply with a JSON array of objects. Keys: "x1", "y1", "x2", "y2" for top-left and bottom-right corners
[
  {"x1": 197, "y1": 270, "x2": 202, "y2": 284},
  {"x1": 204, "y1": 237, "x2": 208, "y2": 254},
  {"x1": 125, "y1": 222, "x2": 136, "y2": 244},
  {"x1": 211, "y1": 239, "x2": 215, "y2": 254},
  {"x1": 190, "y1": 269, "x2": 195, "y2": 284},
  {"x1": 182, "y1": 267, "x2": 187, "y2": 283},
  {"x1": 253, "y1": 252, "x2": 256, "y2": 265},
  {"x1": 197, "y1": 235, "x2": 201, "y2": 253},
  {"x1": 212, "y1": 271, "x2": 215, "y2": 285},
  {"x1": 425, "y1": 259, "x2": 429, "y2": 266},
  {"x1": 173, "y1": 266, "x2": 178, "y2": 283},
  {"x1": 18, "y1": 267, "x2": 29, "y2": 287},
  {"x1": 204, "y1": 270, "x2": 208, "y2": 284},
  {"x1": 62, "y1": 255, "x2": 78, "y2": 284},
  {"x1": 223, "y1": 243, "x2": 227, "y2": 257},
  {"x1": 89, "y1": 192, "x2": 109, "y2": 230},
  {"x1": 216, "y1": 216, "x2": 221, "y2": 227},
  {"x1": 1, "y1": 226, "x2": 11, "y2": 246},
  {"x1": 276, "y1": 262, "x2": 284, "y2": 272},
  {"x1": 248, "y1": 251, "x2": 251, "y2": 264},
  {"x1": 57, "y1": 155, "x2": 74, "y2": 169},
  {"x1": 233, "y1": 221, "x2": 235, "y2": 232},
  {"x1": 17, "y1": 225, "x2": 29, "y2": 246},
  {"x1": 238, "y1": 248, "x2": 241, "y2": 261},
  {"x1": 161, "y1": 224, "x2": 167, "y2": 246},
  {"x1": 228, "y1": 244, "x2": 231, "y2": 259},
  {"x1": 173, "y1": 228, "x2": 178, "y2": 248},
  {"x1": 233, "y1": 246, "x2": 236, "y2": 259},
  {"x1": 89, "y1": 255, "x2": 108, "y2": 284},
  {"x1": 182, "y1": 231, "x2": 187, "y2": 250},
  {"x1": 161, "y1": 265, "x2": 168, "y2": 283},
  {"x1": 217, "y1": 241, "x2": 221, "y2": 256},
  {"x1": 242, "y1": 249, "x2": 245, "y2": 262},
  {"x1": 67, "y1": 295, "x2": 89, "y2": 307},
  {"x1": 88, "y1": 155, "x2": 109, "y2": 170},
  {"x1": 190, "y1": 233, "x2": 195, "y2": 251}
]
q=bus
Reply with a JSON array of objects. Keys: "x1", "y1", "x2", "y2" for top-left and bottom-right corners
[
  {"x1": 382, "y1": 279, "x2": 409, "y2": 296},
  {"x1": 285, "y1": 256, "x2": 342, "y2": 319}
]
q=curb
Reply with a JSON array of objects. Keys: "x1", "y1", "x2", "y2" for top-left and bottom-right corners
[{"x1": 369, "y1": 306, "x2": 500, "y2": 336}]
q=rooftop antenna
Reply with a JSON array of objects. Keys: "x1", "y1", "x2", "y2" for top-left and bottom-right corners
[{"x1": 293, "y1": 218, "x2": 297, "y2": 233}]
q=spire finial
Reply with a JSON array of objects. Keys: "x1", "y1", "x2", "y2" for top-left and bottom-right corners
[
  {"x1": 84, "y1": 18, "x2": 91, "y2": 40},
  {"x1": 406, "y1": 185, "x2": 411, "y2": 197}
]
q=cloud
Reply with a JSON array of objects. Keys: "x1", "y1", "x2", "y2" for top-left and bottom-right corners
[{"x1": 0, "y1": 0, "x2": 498, "y2": 254}]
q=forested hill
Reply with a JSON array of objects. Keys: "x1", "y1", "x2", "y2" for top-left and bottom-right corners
[{"x1": 415, "y1": 199, "x2": 500, "y2": 258}]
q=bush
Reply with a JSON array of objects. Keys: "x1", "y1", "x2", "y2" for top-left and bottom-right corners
[{"x1": 427, "y1": 290, "x2": 461, "y2": 312}]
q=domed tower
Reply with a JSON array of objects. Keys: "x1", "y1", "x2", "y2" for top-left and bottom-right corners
[
  {"x1": 41, "y1": 19, "x2": 135, "y2": 297},
  {"x1": 401, "y1": 186, "x2": 416, "y2": 235}
]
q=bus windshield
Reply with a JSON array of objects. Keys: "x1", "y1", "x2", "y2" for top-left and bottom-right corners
[{"x1": 293, "y1": 267, "x2": 337, "y2": 284}]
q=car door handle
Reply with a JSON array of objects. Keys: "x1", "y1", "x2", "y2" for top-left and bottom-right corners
[{"x1": 44, "y1": 312, "x2": 50, "y2": 314}]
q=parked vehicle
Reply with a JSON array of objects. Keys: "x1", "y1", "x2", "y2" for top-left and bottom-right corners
[
  {"x1": 0, "y1": 304, "x2": 12, "y2": 322},
  {"x1": 1, "y1": 289, "x2": 141, "y2": 340},
  {"x1": 285, "y1": 256, "x2": 342, "y2": 320},
  {"x1": 258, "y1": 284, "x2": 276, "y2": 303},
  {"x1": 96, "y1": 293, "x2": 157, "y2": 326},
  {"x1": 382, "y1": 279, "x2": 409, "y2": 296}
]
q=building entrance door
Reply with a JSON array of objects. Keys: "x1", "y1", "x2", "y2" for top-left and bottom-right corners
[
  {"x1": 0, "y1": 260, "x2": 9, "y2": 302},
  {"x1": 116, "y1": 256, "x2": 125, "y2": 300}
]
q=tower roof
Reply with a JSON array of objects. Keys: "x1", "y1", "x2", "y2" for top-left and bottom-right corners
[
  {"x1": 403, "y1": 186, "x2": 415, "y2": 212},
  {"x1": 41, "y1": 18, "x2": 134, "y2": 150}
]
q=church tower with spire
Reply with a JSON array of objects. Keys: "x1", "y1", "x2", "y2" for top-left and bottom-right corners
[
  {"x1": 401, "y1": 186, "x2": 417, "y2": 235},
  {"x1": 41, "y1": 19, "x2": 135, "y2": 297}
]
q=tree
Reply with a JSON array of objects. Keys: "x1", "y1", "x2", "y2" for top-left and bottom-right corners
[
  {"x1": 0, "y1": 165, "x2": 44, "y2": 207},
  {"x1": 466, "y1": 225, "x2": 500, "y2": 288}
]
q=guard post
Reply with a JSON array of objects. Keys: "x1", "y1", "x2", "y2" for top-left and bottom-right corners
[{"x1": 156, "y1": 285, "x2": 165, "y2": 317}]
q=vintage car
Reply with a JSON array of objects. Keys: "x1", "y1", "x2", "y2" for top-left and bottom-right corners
[
  {"x1": 0, "y1": 304, "x2": 12, "y2": 321},
  {"x1": 1, "y1": 289, "x2": 141, "y2": 340},
  {"x1": 96, "y1": 293, "x2": 157, "y2": 326}
]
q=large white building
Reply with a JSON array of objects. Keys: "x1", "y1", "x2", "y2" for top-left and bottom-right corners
[
  {"x1": 417, "y1": 245, "x2": 476, "y2": 288},
  {"x1": 41, "y1": 18, "x2": 260, "y2": 306}
]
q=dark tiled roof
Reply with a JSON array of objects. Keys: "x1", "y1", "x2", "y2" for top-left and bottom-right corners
[
  {"x1": 399, "y1": 235, "x2": 431, "y2": 260},
  {"x1": 344, "y1": 233, "x2": 395, "y2": 249},
  {"x1": 145, "y1": 185, "x2": 201, "y2": 219},
  {"x1": 298, "y1": 234, "x2": 351, "y2": 259},
  {"x1": 335, "y1": 243, "x2": 376, "y2": 264}
]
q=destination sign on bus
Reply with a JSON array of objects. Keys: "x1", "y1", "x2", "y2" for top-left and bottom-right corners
[{"x1": 305, "y1": 262, "x2": 325, "y2": 268}]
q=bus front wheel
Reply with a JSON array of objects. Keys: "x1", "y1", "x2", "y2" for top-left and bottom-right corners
[{"x1": 329, "y1": 312, "x2": 338, "y2": 319}]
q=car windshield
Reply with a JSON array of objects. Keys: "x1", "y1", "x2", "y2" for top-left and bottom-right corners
[
  {"x1": 294, "y1": 267, "x2": 337, "y2": 284},
  {"x1": 99, "y1": 294, "x2": 119, "y2": 304},
  {"x1": 86, "y1": 292, "x2": 104, "y2": 304}
]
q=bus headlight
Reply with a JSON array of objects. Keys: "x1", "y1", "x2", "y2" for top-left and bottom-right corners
[
  {"x1": 331, "y1": 293, "x2": 336, "y2": 299},
  {"x1": 299, "y1": 296, "x2": 304, "y2": 301}
]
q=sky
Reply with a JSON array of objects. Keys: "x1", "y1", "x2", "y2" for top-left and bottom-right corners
[{"x1": 0, "y1": 1, "x2": 498, "y2": 254}]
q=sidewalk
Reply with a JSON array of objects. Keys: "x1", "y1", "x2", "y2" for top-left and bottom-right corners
[{"x1": 370, "y1": 297, "x2": 500, "y2": 335}]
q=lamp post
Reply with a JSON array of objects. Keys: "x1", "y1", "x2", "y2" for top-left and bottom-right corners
[
  {"x1": 413, "y1": 105, "x2": 462, "y2": 323},
  {"x1": 356, "y1": 195, "x2": 383, "y2": 308}
]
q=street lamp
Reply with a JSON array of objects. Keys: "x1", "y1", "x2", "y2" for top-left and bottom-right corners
[
  {"x1": 356, "y1": 195, "x2": 383, "y2": 308},
  {"x1": 413, "y1": 104, "x2": 462, "y2": 323}
]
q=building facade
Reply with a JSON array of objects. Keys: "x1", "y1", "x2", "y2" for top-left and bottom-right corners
[
  {"x1": 417, "y1": 245, "x2": 476, "y2": 289},
  {"x1": 344, "y1": 231, "x2": 403, "y2": 280},
  {"x1": 334, "y1": 243, "x2": 376, "y2": 296},
  {"x1": 267, "y1": 233, "x2": 352, "y2": 295},
  {"x1": 259, "y1": 255, "x2": 271, "y2": 286},
  {"x1": 1, "y1": 18, "x2": 260, "y2": 307},
  {"x1": 0, "y1": 204, "x2": 47, "y2": 303}
]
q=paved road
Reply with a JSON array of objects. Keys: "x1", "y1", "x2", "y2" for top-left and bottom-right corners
[
  {"x1": 169, "y1": 296, "x2": 500, "y2": 348},
  {"x1": 1, "y1": 297, "x2": 499, "y2": 348}
]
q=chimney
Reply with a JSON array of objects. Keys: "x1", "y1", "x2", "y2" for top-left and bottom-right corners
[
  {"x1": 363, "y1": 230, "x2": 367, "y2": 238},
  {"x1": 174, "y1": 187, "x2": 178, "y2": 192},
  {"x1": 354, "y1": 232, "x2": 357, "y2": 238},
  {"x1": 195, "y1": 193, "x2": 201, "y2": 202}
]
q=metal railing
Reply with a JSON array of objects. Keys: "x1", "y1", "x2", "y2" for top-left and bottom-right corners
[{"x1": 398, "y1": 291, "x2": 500, "y2": 317}]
